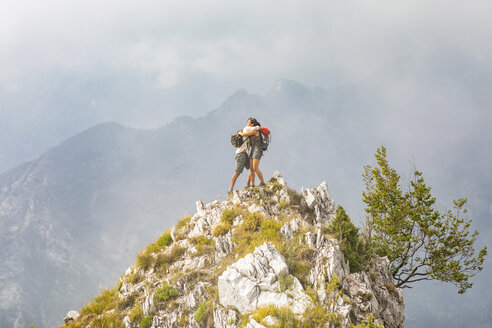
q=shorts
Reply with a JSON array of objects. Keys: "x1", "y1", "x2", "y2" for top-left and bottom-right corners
[
  {"x1": 235, "y1": 152, "x2": 249, "y2": 174},
  {"x1": 249, "y1": 147, "x2": 263, "y2": 160}
]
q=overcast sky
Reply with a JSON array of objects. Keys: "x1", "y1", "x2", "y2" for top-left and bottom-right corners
[{"x1": 1, "y1": 0, "x2": 492, "y2": 170}]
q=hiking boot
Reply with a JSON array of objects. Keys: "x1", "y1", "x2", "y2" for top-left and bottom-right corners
[
  {"x1": 246, "y1": 184, "x2": 255, "y2": 189},
  {"x1": 227, "y1": 190, "x2": 233, "y2": 196},
  {"x1": 259, "y1": 182, "x2": 266, "y2": 187}
]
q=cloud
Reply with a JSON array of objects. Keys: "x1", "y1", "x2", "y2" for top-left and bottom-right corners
[{"x1": 2, "y1": 0, "x2": 491, "y2": 90}]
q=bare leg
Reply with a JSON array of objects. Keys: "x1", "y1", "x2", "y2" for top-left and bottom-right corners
[
  {"x1": 230, "y1": 172, "x2": 240, "y2": 191},
  {"x1": 251, "y1": 158, "x2": 264, "y2": 184},
  {"x1": 248, "y1": 158, "x2": 255, "y2": 186}
]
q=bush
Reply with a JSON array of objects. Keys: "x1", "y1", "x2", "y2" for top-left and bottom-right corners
[
  {"x1": 157, "y1": 232, "x2": 173, "y2": 248},
  {"x1": 194, "y1": 300, "x2": 214, "y2": 323},
  {"x1": 243, "y1": 212, "x2": 264, "y2": 231},
  {"x1": 212, "y1": 221, "x2": 232, "y2": 237},
  {"x1": 325, "y1": 206, "x2": 371, "y2": 273},
  {"x1": 140, "y1": 316, "x2": 153, "y2": 328},
  {"x1": 128, "y1": 305, "x2": 143, "y2": 323},
  {"x1": 154, "y1": 282, "x2": 179, "y2": 302},
  {"x1": 221, "y1": 208, "x2": 239, "y2": 224}
]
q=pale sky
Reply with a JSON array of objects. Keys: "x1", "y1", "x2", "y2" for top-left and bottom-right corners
[{"x1": 1, "y1": 0, "x2": 491, "y2": 169}]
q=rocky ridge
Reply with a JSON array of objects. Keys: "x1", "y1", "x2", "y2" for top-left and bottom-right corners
[{"x1": 62, "y1": 172, "x2": 404, "y2": 328}]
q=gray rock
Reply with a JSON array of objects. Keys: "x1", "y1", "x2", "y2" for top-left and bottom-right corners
[
  {"x1": 262, "y1": 315, "x2": 278, "y2": 326},
  {"x1": 272, "y1": 171, "x2": 286, "y2": 186},
  {"x1": 301, "y1": 181, "x2": 336, "y2": 226},
  {"x1": 280, "y1": 218, "x2": 309, "y2": 239},
  {"x1": 63, "y1": 310, "x2": 80, "y2": 323},
  {"x1": 215, "y1": 230, "x2": 234, "y2": 262},
  {"x1": 218, "y1": 242, "x2": 310, "y2": 314},
  {"x1": 246, "y1": 318, "x2": 266, "y2": 328},
  {"x1": 143, "y1": 290, "x2": 155, "y2": 316},
  {"x1": 213, "y1": 306, "x2": 239, "y2": 328}
]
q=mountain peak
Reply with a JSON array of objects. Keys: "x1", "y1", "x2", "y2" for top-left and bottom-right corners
[
  {"x1": 61, "y1": 172, "x2": 404, "y2": 328},
  {"x1": 269, "y1": 79, "x2": 308, "y2": 96}
]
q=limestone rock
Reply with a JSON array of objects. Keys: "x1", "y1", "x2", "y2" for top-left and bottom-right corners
[
  {"x1": 246, "y1": 318, "x2": 266, "y2": 328},
  {"x1": 215, "y1": 230, "x2": 234, "y2": 261},
  {"x1": 213, "y1": 306, "x2": 239, "y2": 328},
  {"x1": 272, "y1": 171, "x2": 286, "y2": 186},
  {"x1": 280, "y1": 218, "x2": 309, "y2": 239},
  {"x1": 63, "y1": 310, "x2": 80, "y2": 323},
  {"x1": 218, "y1": 242, "x2": 310, "y2": 315},
  {"x1": 301, "y1": 181, "x2": 336, "y2": 226},
  {"x1": 263, "y1": 315, "x2": 278, "y2": 326},
  {"x1": 143, "y1": 290, "x2": 154, "y2": 316}
]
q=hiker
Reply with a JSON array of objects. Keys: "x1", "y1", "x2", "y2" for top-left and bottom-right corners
[
  {"x1": 228, "y1": 120, "x2": 261, "y2": 194},
  {"x1": 245, "y1": 117, "x2": 265, "y2": 187}
]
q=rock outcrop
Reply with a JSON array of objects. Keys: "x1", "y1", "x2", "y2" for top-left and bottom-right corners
[{"x1": 62, "y1": 172, "x2": 404, "y2": 328}]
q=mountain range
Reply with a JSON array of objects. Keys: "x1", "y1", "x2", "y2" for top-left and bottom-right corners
[{"x1": 0, "y1": 79, "x2": 491, "y2": 327}]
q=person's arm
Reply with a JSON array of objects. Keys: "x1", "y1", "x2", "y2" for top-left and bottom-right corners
[{"x1": 240, "y1": 125, "x2": 261, "y2": 136}]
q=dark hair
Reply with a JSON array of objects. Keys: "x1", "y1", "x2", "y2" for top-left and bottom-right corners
[{"x1": 248, "y1": 117, "x2": 261, "y2": 126}]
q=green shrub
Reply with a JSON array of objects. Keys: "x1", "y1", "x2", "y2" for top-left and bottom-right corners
[
  {"x1": 325, "y1": 206, "x2": 371, "y2": 273},
  {"x1": 278, "y1": 273, "x2": 294, "y2": 292},
  {"x1": 140, "y1": 316, "x2": 153, "y2": 328},
  {"x1": 154, "y1": 282, "x2": 179, "y2": 302},
  {"x1": 221, "y1": 208, "x2": 239, "y2": 224},
  {"x1": 243, "y1": 212, "x2": 264, "y2": 231},
  {"x1": 194, "y1": 300, "x2": 213, "y2": 323},
  {"x1": 157, "y1": 232, "x2": 173, "y2": 248},
  {"x1": 259, "y1": 219, "x2": 282, "y2": 240},
  {"x1": 212, "y1": 221, "x2": 232, "y2": 237},
  {"x1": 128, "y1": 305, "x2": 143, "y2": 323}
]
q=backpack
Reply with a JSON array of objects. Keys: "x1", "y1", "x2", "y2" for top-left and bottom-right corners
[
  {"x1": 231, "y1": 133, "x2": 244, "y2": 148},
  {"x1": 259, "y1": 127, "x2": 271, "y2": 151}
]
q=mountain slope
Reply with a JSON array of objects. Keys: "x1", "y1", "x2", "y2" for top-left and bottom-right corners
[
  {"x1": 61, "y1": 173, "x2": 404, "y2": 328},
  {"x1": 0, "y1": 78, "x2": 490, "y2": 327}
]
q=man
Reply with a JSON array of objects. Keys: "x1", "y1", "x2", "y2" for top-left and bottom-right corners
[{"x1": 228, "y1": 119, "x2": 260, "y2": 194}]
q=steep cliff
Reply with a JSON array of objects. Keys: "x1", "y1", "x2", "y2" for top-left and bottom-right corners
[{"x1": 61, "y1": 172, "x2": 404, "y2": 328}]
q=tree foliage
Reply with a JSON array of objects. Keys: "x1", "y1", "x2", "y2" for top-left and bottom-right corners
[
  {"x1": 362, "y1": 146, "x2": 487, "y2": 293},
  {"x1": 326, "y1": 206, "x2": 371, "y2": 273}
]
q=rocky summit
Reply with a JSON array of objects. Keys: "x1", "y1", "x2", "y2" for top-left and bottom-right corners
[{"x1": 61, "y1": 172, "x2": 404, "y2": 328}]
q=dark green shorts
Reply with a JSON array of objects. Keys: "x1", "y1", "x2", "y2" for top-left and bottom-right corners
[{"x1": 235, "y1": 152, "x2": 249, "y2": 174}]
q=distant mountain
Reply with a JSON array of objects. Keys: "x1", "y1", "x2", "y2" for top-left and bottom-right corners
[{"x1": 0, "y1": 79, "x2": 490, "y2": 327}]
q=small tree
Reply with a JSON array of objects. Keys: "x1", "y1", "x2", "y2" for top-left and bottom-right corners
[
  {"x1": 362, "y1": 146, "x2": 487, "y2": 293},
  {"x1": 326, "y1": 206, "x2": 370, "y2": 273}
]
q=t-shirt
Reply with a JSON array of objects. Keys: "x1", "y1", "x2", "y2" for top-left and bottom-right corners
[{"x1": 235, "y1": 126, "x2": 260, "y2": 154}]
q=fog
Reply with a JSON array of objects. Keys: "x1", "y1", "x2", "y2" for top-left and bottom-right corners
[
  {"x1": 1, "y1": 0, "x2": 491, "y2": 171},
  {"x1": 1, "y1": 1, "x2": 492, "y2": 326}
]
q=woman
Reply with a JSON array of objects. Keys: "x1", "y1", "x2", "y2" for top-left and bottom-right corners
[{"x1": 245, "y1": 117, "x2": 265, "y2": 187}]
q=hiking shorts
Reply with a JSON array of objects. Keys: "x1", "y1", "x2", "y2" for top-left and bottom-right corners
[
  {"x1": 235, "y1": 152, "x2": 249, "y2": 174},
  {"x1": 250, "y1": 147, "x2": 263, "y2": 160}
]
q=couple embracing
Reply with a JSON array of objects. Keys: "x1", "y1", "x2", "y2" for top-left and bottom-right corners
[{"x1": 228, "y1": 117, "x2": 265, "y2": 194}]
